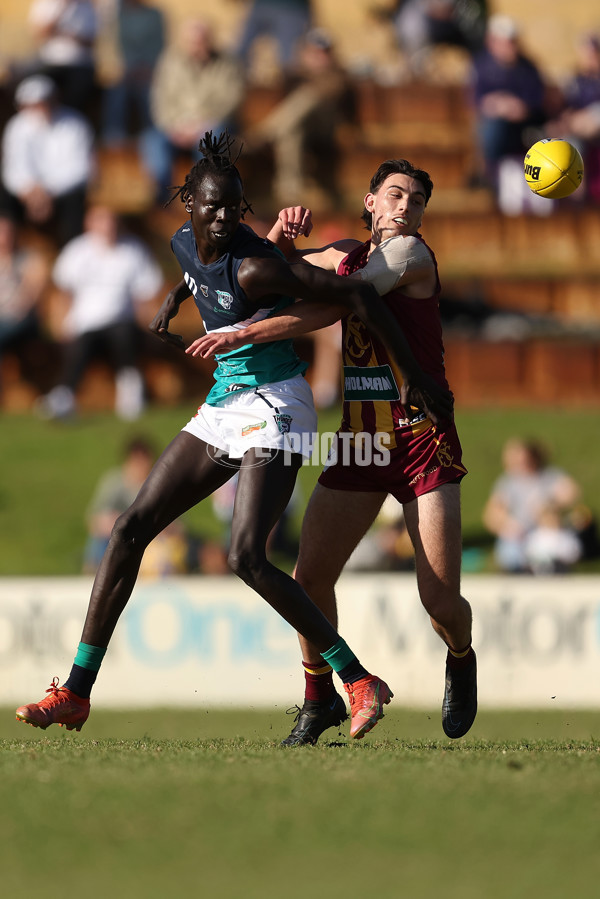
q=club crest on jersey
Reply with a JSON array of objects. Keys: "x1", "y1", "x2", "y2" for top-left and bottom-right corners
[
  {"x1": 274, "y1": 414, "x2": 293, "y2": 434},
  {"x1": 242, "y1": 421, "x2": 267, "y2": 436},
  {"x1": 216, "y1": 290, "x2": 234, "y2": 309},
  {"x1": 200, "y1": 284, "x2": 209, "y2": 297}
]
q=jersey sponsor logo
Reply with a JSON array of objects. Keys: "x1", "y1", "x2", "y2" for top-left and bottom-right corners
[
  {"x1": 216, "y1": 290, "x2": 234, "y2": 310},
  {"x1": 200, "y1": 284, "x2": 209, "y2": 297},
  {"x1": 241, "y1": 420, "x2": 267, "y2": 436},
  {"x1": 343, "y1": 365, "x2": 400, "y2": 401},
  {"x1": 274, "y1": 413, "x2": 293, "y2": 434},
  {"x1": 224, "y1": 383, "x2": 250, "y2": 393}
]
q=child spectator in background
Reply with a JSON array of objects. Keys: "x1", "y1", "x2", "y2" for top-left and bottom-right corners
[{"x1": 483, "y1": 437, "x2": 583, "y2": 574}]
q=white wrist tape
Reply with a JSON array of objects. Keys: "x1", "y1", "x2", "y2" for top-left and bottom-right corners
[{"x1": 357, "y1": 235, "x2": 433, "y2": 295}]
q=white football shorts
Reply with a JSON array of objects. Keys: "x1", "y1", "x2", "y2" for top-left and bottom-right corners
[{"x1": 182, "y1": 374, "x2": 318, "y2": 460}]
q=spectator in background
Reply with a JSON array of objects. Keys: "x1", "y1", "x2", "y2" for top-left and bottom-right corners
[
  {"x1": 469, "y1": 14, "x2": 549, "y2": 215},
  {"x1": 101, "y1": 0, "x2": 165, "y2": 152},
  {"x1": 389, "y1": 0, "x2": 488, "y2": 78},
  {"x1": 0, "y1": 75, "x2": 95, "y2": 247},
  {"x1": 36, "y1": 205, "x2": 163, "y2": 420},
  {"x1": 26, "y1": 0, "x2": 98, "y2": 114},
  {"x1": 483, "y1": 437, "x2": 582, "y2": 574},
  {"x1": 0, "y1": 216, "x2": 49, "y2": 396},
  {"x1": 147, "y1": 19, "x2": 245, "y2": 204},
  {"x1": 546, "y1": 32, "x2": 600, "y2": 205},
  {"x1": 235, "y1": 0, "x2": 313, "y2": 82},
  {"x1": 83, "y1": 434, "x2": 191, "y2": 576},
  {"x1": 244, "y1": 28, "x2": 356, "y2": 208}
]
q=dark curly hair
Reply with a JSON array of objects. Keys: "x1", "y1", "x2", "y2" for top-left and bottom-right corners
[
  {"x1": 168, "y1": 131, "x2": 253, "y2": 217},
  {"x1": 361, "y1": 159, "x2": 433, "y2": 229}
]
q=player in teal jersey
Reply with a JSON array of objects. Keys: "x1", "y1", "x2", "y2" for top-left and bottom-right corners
[{"x1": 15, "y1": 134, "x2": 452, "y2": 738}]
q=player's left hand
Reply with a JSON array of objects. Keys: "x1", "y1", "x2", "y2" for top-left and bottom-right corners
[
  {"x1": 151, "y1": 327, "x2": 186, "y2": 351},
  {"x1": 278, "y1": 206, "x2": 313, "y2": 240}
]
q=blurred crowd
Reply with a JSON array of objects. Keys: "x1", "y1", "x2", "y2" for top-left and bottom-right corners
[{"x1": 1, "y1": 2, "x2": 599, "y2": 576}]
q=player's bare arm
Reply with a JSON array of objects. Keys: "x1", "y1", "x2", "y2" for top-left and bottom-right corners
[
  {"x1": 148, "y1": 278, "x2": 192, "y2": 350},
  {"x1": 186, "y1": 298, "x2": 346, "y2": 358},
  {"x1": 252, "y1": 255, "x2": 452, "y2": 422}
]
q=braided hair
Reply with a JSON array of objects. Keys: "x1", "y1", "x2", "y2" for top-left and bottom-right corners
[{"x1": 169, "y1": 131, "x2": 253, "y2": 217}]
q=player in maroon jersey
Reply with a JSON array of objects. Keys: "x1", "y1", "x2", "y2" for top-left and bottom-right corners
[{"x1": 187, "y1": 159, "x2": 477, "y2": 745}]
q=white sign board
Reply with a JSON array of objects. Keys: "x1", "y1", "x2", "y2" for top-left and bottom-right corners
[{"x1": 1, "y1": 574, "x2": 599, "y2": 708}]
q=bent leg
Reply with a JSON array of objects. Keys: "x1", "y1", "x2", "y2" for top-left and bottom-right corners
[
  {"x1": 82, "y1": 432, "x2": 235, "y2": 646},
  {"x1": 403, "y1": 483, "x2": 472, "y2": 651},
  {"x1": 294, "y1": 484, "x2": 386, "y2": 664},
  {"x1": 228, "y1": 450, "x2": 345, "y2": 652}
]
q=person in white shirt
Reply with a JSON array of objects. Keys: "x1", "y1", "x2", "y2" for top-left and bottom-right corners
[
  {"x1": 0, "y1": 74, "x2": 95, "y2": 246},
  {"x1": 37, "y1": 205, "x2": 163, "y2": 420}
]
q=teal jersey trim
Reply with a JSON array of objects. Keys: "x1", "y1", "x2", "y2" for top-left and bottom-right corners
[{"x1": 206, "y1": 297, "x2": 307, "y2": 405}]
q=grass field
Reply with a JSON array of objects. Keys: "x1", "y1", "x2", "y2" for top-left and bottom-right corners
[
  {"x1": 2, "y1": 707, "x2": 600, "y2": 899},
  {"x1": 1, "y1": 404, "x2": 599, "y2": 574}
]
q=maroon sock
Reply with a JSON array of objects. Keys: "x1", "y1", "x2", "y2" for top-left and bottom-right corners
[
  {"x1": 302, "y1": 660, "x2": 335, "y2": 702},
  {"x1": 446, "y1": 645, "x2": 475, "y2": 671}
]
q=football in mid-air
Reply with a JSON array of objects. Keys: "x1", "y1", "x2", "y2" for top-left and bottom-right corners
[{"x1": 524, "y1": 138, "x2": 584, "y2": 199}]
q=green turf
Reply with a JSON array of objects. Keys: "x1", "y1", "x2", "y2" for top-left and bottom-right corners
[
  {"x1": 1, "y1": 405, "x2": 599, "y2": 574},
  {"x1": 2, "y1": 708, "x2": 599, "y2": 899}
]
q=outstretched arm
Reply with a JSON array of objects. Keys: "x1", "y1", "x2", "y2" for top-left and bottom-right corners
[
  {"x1": 186, "y1": 299, "x2": 346, "y2": 358},
  {"x1": 245, "y1": 255, "x2": 453, "y2": 423},
  {"x1": 148, "y1": 279, "x2": 192, "y2": 350}
]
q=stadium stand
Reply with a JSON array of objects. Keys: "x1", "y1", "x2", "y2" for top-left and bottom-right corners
[{"x1": 1, "y1": 0, "x2": 599, "y2": 411}]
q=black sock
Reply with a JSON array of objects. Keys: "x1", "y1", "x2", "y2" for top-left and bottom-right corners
[
  {"x1": 337, "y1": 659, "x2": 369, "y2": 685},
  {"x1": 63, "y1": 664, "x2": 98, "y2": 700}
]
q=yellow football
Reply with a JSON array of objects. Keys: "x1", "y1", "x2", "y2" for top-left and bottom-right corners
[{"x1": 524, "y1": 139, "x2": 584, "y2": 199}]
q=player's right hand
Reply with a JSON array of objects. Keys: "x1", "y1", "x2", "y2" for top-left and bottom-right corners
[
  {"x1": 278, "y1": 206, "x2": 313, "y2": 240},
  {"x1": 400, "y1": 374, "x2": 455, "y2": 426},
  {"x1": 186, "y1": 330, "x2": 246, "y2": 358}
]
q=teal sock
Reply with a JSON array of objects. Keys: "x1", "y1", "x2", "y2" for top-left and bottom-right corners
[
  {"x1": 321, "y1": 638, "x2": 368, "y2": 685},
  {"x1": 74, "y1": 642, "x2": 107, "y2": 671}
]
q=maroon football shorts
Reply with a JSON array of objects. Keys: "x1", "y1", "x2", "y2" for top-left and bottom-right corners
[{"x1": 318, "y1": 420, "x2": 467, "y2": 504}]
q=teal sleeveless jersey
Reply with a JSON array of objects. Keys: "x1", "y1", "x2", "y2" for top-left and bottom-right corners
[{"x1": 171, "y1": 222, "x2": 307, "y2": 405}]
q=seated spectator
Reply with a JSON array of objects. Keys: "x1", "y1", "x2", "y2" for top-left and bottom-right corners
[
  {"x1": 235, "y1": 0, "x2": 313, "y2": 83},
  {"x1": 36, "y1": 205, "x2": 163, "y2": 420},
  {"x1": 0, "y1": 216, "x2": 49, "y2": 398},
  {"x1": 26, "y1": 0, "x2": 98, "y2": 114},
  {"x1": 546, "y1": 32, "x2": 600, "y2": 204},
  {"x1": 83, "y1": 435, "x2": 190, "y2": 576},
  {"x1": 0, "y1": 75, "x2": 95, "y2": 247},
  {"x1": 390, "y1": 0, "x2": 488, "y2": 78},
  {"x1": 244, "y1": 28, "x2": 356, "y2": 208},
  {"x1": 147, "y1": 19, "x2": 245, "y2": 204},
  {"x1": 483, "y1": 437, "x2": 582, "y2": 574},
  {"x1": 101, "y1": 0, "x2": 166, "y2": 151},
  {"x1": 468, "y1": 14, "x2": 550, "y2": 215}
]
